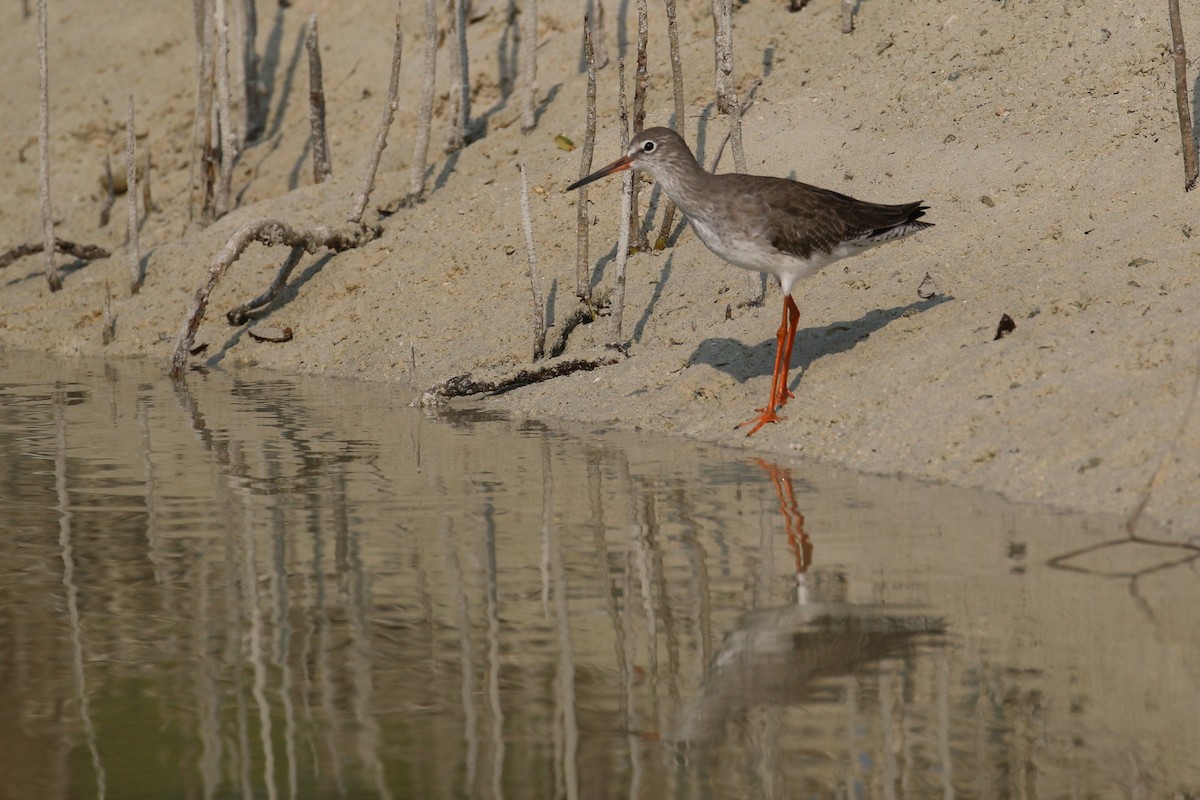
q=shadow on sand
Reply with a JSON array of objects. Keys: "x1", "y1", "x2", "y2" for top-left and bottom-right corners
[{"x1": 689, "y1": 295, "x2": 952, "y2": 391}]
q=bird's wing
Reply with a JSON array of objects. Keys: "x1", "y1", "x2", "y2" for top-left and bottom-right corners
[{"x1": 749, "y1": 177, "x2": 928, "y2": 259}]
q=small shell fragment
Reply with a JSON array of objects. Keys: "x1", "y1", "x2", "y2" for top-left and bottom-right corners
[{"x1": 917, "y1": 272, "x2": 938, "y2": 299}]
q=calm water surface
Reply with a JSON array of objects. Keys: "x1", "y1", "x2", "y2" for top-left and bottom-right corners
[{"x1": 1, "y1": 353, "x2": 1197, "y2": 799}]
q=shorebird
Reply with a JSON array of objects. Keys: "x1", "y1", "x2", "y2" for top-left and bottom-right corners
[{"x1": 567, "y1": 126, "x2": 932, "y2": 435}]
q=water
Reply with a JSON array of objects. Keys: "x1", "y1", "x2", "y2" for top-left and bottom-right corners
[{"x1": 1, "y1": 353, "x2": 1197, "y2": 799}]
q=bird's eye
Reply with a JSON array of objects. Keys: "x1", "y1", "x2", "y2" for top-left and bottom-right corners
[{"x1": 642, "y1": 140, "x2": 656, "y2": 153}]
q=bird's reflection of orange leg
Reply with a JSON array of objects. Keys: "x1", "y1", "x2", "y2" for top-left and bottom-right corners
[{"x1": 754, "y1": 458, "x2": 812, "y2": 575}]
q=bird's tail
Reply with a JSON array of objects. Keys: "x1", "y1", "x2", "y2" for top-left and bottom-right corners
[{"x1": 867, "y1": 203, "x2": 933, "y2": 243}]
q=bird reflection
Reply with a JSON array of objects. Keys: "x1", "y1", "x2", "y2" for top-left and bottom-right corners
[
  {"x1": 674, "y1": 459, "x2": 944, "y2": 745},
  {"x1": 755, "y1": 457, "x2": 813, "y2": 592}
]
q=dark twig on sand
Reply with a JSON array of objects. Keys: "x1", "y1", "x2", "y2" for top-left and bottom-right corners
[
  {"x1": 348, "y1": 5, "x2": 403, "y2": 224},
  {"x1": 519, "y1": 163, "x2": 548, "y2": 361},
  {"x1": 415, "y1": 352, "x2": 623, "y2": 407},
  {"x1": 576, "y1": 16, "x2": 598, "y2": 306},
  {"x1": 102, "y1": 282, "x2": 116, "y2": 345},
  {"x1": 142, "y1": 140, "x2": 156, "y2": 215},
  {"x1": 842, "y1": 0, "x2": 854, "y2": 33},
  {"x1": 169, "y1": 218, "x2": 381, "y2": 378},
  {"x1": 306, "y1": 14, "x2": 333, "y2": 183},
  {"x1": 37, "y1": 0, "x2": 59, "y2": 291},
  {"x1": 99, "y1": 155, "x2": 116, "y2": 228},
  {"x1": 1169, "y1": 0, "x2": 1198, "y2": 191},
  {"x1": 247, "y1": 326, "x2": 293, "y2": 343},
  {"x1": 0, "y1": 240, "x2": 111, "y2": 271}
]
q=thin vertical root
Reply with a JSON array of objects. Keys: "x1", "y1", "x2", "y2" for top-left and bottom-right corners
[
  {"x1": 306, "y1": 14, "x2": 333, "y2": 184},
  {"x1": 655, "y1": 0, "x2": 686, "y2": 250},
  {"x1": 445, "y1": 0, "x2": 470, "y2": 153},
  {"x1": 576, "y1": 15, "x2": 598, "y2": 306},
  {"x1": 127, "y1": 96, "x2": 144, "y2": 294},
  {"x1": 609, "y1": 60, "x2": 632, "y2": 346},
  {"x1": 520, "y1": 0, "x2": 538, "y2": 131},
  {"x1": 407, "y1": 0, "x2": 439, "y2": 202},
  {"x1": 37, "y1": 0, "x2": 59, "y2": 291},
  {"x1": 348, "y1": 5, "x2": 403, "y2": 224},
  {"x1": 1169, "y1": 0, "x2": 1198, "y2": 191},
  {"x1": 628, "y1": 0, "x2": 650, "y2": 251},
  {"x1": 519, "y1": 163, "x2": 548, "y2": 361},
  {"x1": 213, "y1": 0, "x2": 237, "y2": 219},
  {"x1": 711, "y1": 0, "x2": 745, "y2": 173}
]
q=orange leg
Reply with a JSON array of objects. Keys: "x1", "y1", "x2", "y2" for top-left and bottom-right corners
[
  {"x1": 773, "y1": 295, "x2": 801, "y2": 410},
  {"x1": 737, "y1": 295, "x2": 801, "y2": 436}
]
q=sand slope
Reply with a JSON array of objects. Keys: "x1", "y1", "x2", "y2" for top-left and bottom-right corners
[{"x1": 1, "y1": 0, "x2": 1197, "y2": 535}]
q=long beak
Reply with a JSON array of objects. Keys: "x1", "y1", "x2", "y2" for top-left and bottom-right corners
[{"x1": 565, "y1": 155, "x2": 632, "y2": 191}]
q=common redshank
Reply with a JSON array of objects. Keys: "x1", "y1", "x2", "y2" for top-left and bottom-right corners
[{"x1": 567, "y1": 126, "x2": 932, "y2": 435}]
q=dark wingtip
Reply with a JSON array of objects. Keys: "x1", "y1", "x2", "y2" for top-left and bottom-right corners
[{"x1": 909, "y1": 202, "x2": 933, "y2": 226}]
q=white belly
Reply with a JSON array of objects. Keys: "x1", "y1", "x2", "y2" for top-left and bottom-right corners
[{"x1": 690, "y1": 217, "x2": 858, "y2": 295}]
